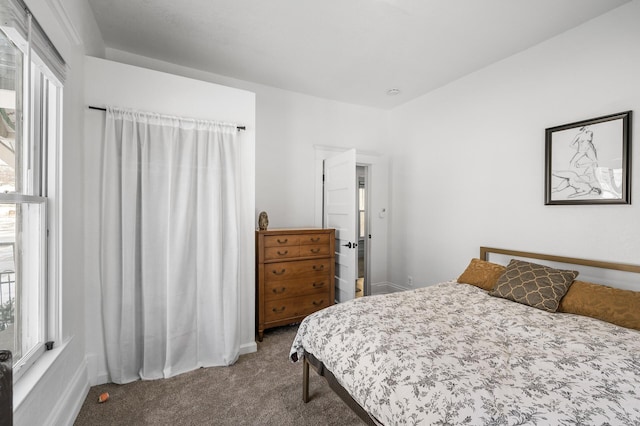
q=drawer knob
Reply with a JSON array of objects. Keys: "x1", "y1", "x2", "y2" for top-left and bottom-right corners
[
  {"x1": 272, "y1": 287, "x2": 286, "y2": 294},
  {"x1": 312, "y1": 300, "x2": 324, "y2": 306},
  {"x1": 312, "y1": 281, "x2": 324, "y2": 288},
  {"x1": 310, "y1": 237, "x2": 320, "y2": 242},
  {"x1": 277, "y1": 250, "x2": 289, "y2": 256},
  {"x1": 312, "y1": 265, "x2": 324, "y2": 271},
  {"x1": 276, "y1": 238, "x2": 288, "y2": 244},
  {"x1": 310, "y1": 248, "x2": 320, "y2": 254},
  {"x1": 272, "y1": 306, "x2": 285, "y2": 313},
  {"x1": 272, "y1": 269, "x2": 286, "y2": 275}
]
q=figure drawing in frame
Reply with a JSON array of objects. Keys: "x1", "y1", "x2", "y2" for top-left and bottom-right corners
[
  {"x1": 552, "y1": 125, "x2": 603, "y2": 199},
  {"x1": 546, "y1": 111, "x2": 631, "y2": 204}
]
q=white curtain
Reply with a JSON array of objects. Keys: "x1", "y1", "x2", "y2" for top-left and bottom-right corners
[{"x1": 100, "y1": 107, "x2": 241, "y2": 384}]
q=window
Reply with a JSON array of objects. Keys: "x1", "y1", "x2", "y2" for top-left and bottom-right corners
[{"x1": 0, "y1": 0, "x2": 64, "y2": 381}]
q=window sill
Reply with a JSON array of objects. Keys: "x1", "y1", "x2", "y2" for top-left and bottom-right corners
[{"x1": 13, "y1": 337, "x2": 72, "y2": 410}]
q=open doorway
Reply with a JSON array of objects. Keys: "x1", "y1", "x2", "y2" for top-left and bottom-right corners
[
  {"x1": 315, "y1": 146, "x2": 388, "y2": 303},
  {"x1": 356, "y1": 165, "x2": 368, "y2": 298}
]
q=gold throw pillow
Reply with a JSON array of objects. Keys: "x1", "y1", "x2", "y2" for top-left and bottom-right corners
[
  {"x1": 457, "y1": 258, "x2": 506, "y2": 291},
  {"x1": 558, "y1": 280, "x2": 640, "y2": 331}
]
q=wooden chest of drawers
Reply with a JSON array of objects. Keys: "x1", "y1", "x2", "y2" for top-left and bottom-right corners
[{"x1": 256, "y1": 228, "x2": 335, "y2": 341}]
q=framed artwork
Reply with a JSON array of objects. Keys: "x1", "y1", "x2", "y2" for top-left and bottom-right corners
[{"x1": 545, "y1": 111, "x2": 632, "y2": 205}]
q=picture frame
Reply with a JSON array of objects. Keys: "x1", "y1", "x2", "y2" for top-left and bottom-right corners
[{"x1": 545, "y1": 111, "x2": 632, "y2": 205}]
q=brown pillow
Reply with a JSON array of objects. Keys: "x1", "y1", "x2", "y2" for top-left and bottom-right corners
[
  {"x1": 457, "y1": 258, "x2": 506, "y2": 291},
  {"x1": 489, "y1": 259, "x2": 578, "y2": 312},
  {"x1": 558, "y1": 280, "x2": 640, "y2": 331}
]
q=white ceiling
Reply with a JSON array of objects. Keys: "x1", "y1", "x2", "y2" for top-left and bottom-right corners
[{"x1": 87, "y1": 0, "x2": 630, "y2": 109}]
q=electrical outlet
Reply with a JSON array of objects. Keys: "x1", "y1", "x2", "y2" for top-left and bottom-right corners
[{"x1": 407, "y1": 276, "x2": 413, "y2": 286}]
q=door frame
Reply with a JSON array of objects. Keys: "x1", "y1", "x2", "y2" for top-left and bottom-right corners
[
  {"x1": 313, "y1": 145, "x2": 389, "y2": 293},
  {"x1": 357, "y1": 164, "x2": 370, "y2": 296}
]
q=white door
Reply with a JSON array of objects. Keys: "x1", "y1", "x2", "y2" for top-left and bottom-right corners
[{"x1": 324, "y1": 149, "x2": 357, "y2": 303}]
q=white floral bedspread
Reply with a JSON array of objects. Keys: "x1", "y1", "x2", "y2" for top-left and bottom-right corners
[{"x1": 290, "y1": 281, "x2": 640, "y2": 425}]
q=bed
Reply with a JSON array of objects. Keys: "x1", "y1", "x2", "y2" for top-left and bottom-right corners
[{"x1": 289, "y1": 247, "x2": 640, "y2": 425}]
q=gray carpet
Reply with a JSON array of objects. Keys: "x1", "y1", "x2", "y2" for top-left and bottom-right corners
[{"x1": 74, "y1": 325, "x2": 365, "y2": 425}]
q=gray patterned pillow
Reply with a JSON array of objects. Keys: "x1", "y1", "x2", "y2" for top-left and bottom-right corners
[{"x1": 489, "y1": 259, "x2": 578, "y2": 312}]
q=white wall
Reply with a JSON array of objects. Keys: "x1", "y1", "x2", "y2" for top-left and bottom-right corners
[
  {"x1": 83, "y1": 56, "x2": 256, "y2": 385},
  {"x1": 388, "y1": 1, "x2": 640, "y2": 288},
  {"x1": 14, "y1": 1, "x2": 105, "y2": 425},
  {"x1": 101, "y1": 49, "x2": 392, "y2": 287}
]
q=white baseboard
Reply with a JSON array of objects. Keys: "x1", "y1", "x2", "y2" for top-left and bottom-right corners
[
  {"x1": 370, "y1": 281, "x2": 409, "y2": 295},
  {"x1": 239, "y1": 341, "x2": 257, "y2": 355},
  {"x1": 47, "y1": 361, "x2": 90, "y2": 426}
]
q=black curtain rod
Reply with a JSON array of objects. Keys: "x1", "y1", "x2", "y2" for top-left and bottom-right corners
[{"x1": 88, "y1": 106, "x2": 246, "y2": 131}]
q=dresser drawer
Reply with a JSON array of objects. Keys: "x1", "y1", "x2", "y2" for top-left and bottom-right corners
[
  {"x1": 264, "y1": 277, "x2": 330, "y2": 301},
  {"x1": 264, "y1": 259, "x2": 331, "y2": 282},
  {"x1": 299, "y1": 234, "x2": 330, "y2": 246},
  {"x1": 299, "y1": 244, "x2": 330, "y2": 258},
  {"x1": 264, "y1": 235, "x2": 300, "y2": 247},
  {"x1": 264, "y1": 294, "x2": 331, "y2": 323},
  {"x1": 264, "y1": 246, "x2": 301, "y2": 261}
]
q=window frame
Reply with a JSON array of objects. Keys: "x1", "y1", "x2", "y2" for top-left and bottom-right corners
[{"x1": 0, "y1": 24, "x2": 62, "y2": 382}]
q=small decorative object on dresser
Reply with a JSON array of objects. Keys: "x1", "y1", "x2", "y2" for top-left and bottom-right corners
[
  {"x1": 258, "y1": 211, "x2": 269, "y2": 230},
  {"x1": 255, "y1": 228, "x2": 335, "y2": 341}
]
